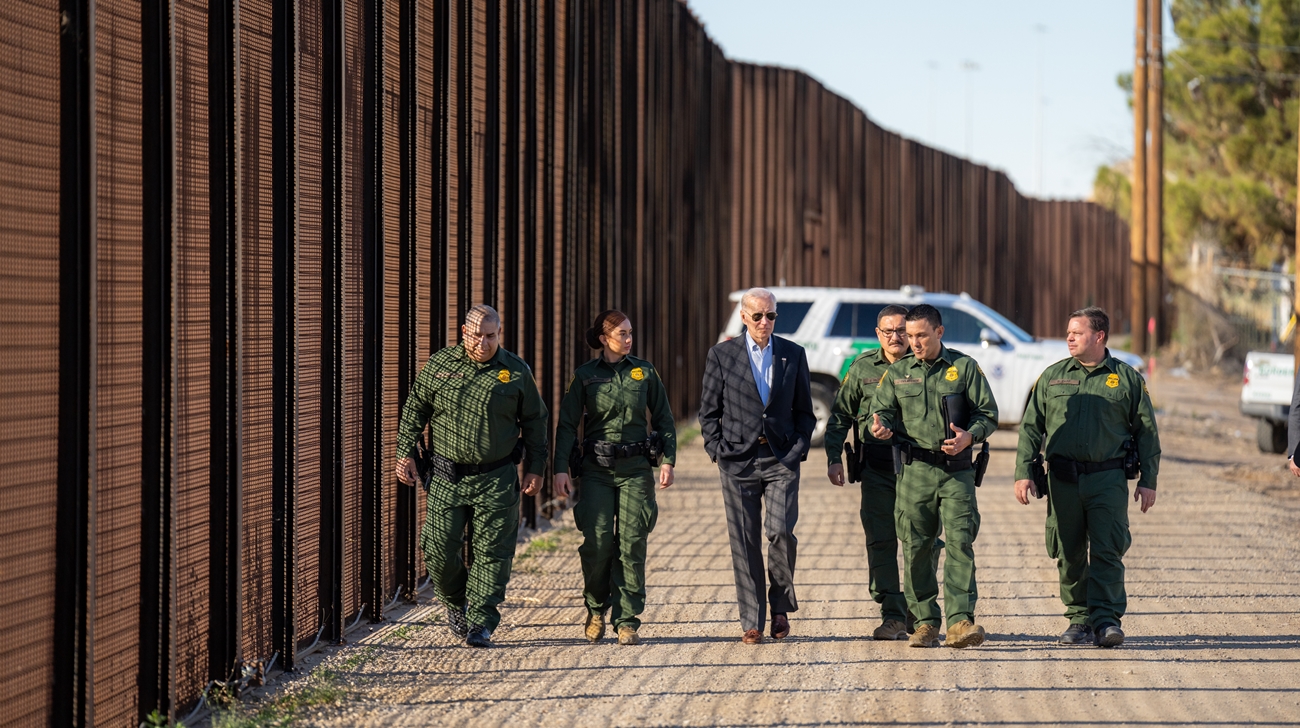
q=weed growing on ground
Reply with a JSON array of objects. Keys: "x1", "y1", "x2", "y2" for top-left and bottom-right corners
[
  {"x1": 209, "y1": 670, "x2": 345, "y2": 728},
  {"x1": 515, "y1": 526, "x2": 576, "y2": 575},
  {"x1": 676, "y1": 425, "x2": 701, "y2": 447}
]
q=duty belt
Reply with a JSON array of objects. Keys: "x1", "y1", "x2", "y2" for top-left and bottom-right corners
[
  {"x1": 428, "y1": 440, "x2": 525, "y2": 485},
  {"x1": 903, "y1": 444, "x2": 973, "y2": 472},
  {"x1": 1048, "y1": 455, "x2": 1124, "y2": 484}
]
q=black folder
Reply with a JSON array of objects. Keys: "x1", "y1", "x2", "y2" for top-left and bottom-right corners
[{"x1": 940, "y1": 393, "x2": 970, "y2": 440}]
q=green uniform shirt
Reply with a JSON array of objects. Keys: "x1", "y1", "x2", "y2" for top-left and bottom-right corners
[
  {"x1": 867, "y1": 345, "x2": 998, "y2": 451},
  {"x1": 395, "y1": 344, "x2": 550, "y2": 476},
  {"x1": 553, "y1": 354, "x2": 677, "y2": 474},
  {"x1": 1014, "y1": 351, "x2": 1160, "y2": 490},
  {"x1": 823, "y1": 349, "x2": 909, "y2": 464}
]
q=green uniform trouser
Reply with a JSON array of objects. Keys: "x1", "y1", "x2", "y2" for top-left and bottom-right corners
[
  {"x1": 895, "y1": 460, "x2": 980, "y2": 628},
  {"x1": 421, "y1": 464, "x2": 520, "y2": 632},
  {"x1": 573, "y1": 456, "x2": 659, "y2": 630},
  {"x1": 860, "y1": 464, "x2": 909, "y2": 623},
  {"x1": 1045, "y1": 468, "x2": 1131, "y2": 628}
]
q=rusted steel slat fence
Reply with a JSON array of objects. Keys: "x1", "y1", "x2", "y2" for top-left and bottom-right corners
[{"x1": 0, "y1": 0, "x2": 1129, "y2": 724}]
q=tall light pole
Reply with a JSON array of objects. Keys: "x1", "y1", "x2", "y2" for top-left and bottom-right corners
[
  {"x1": 962, "y1": 60, "x2": 980, "y2": 159},
  {"x1": 1034, "y1": 25, "x2": 1047, "y2": 195},
  {"x1": 1146, "y1": 0, "x2": 1164, "y2": 353}
]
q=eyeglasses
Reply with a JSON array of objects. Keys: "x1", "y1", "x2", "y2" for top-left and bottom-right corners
[
  {"x1": 747, "y1": 311, "x2": 778, "y2": 322},
  {"x1": 877, "y1": 328, "x2": 906, "y2": 339}
]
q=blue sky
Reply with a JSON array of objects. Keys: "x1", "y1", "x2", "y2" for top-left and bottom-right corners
[{"x1": 688, "y1": 0, "x2": 1172, "y2": 200}]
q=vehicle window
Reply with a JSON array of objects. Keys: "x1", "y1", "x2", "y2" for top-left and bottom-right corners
[
  {"x1": 773, "y1": 301, "x2": 813, "y2": 335},
  {"x1": 829, "y1": 302, "x2": 887, "y2": 338},
  {"x1": 937, "y1": 307, "x2": 985, "y2": 344},
  {"x1": 976, "y1": 306, "x2": 1034, "y2": 343}
]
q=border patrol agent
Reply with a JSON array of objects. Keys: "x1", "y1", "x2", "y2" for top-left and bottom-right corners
[
  {"x1": 1015, "y1": 306, "x2": 1160, "y2": 648},
  {"x1": 824, "y1": 304, "x2": 920, "y2": 640},
  {"x1": 553, "y1": 310, "x2": 676, "y2": 646},
  {"x1": 869, "y1": 304, "x2": 997, "y2": 649},
  {"x1": 395, "y1": 305, "x2": 549, "y2": 648}
]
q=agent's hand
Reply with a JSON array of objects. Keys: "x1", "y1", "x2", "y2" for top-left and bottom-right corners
[
  {"x1": 553, "y1": 473, "x2": 573, "y2": 498},
  {"x1": 942, "y1": 423, "x2": 972, "y2": 456},
  {"x1": 521, "y1": 473, "x2": 544, "y2": 496},
  {"x1": 1134, "y1": 486, "x2": 1157, "y2": 513},
  {"x1": 869, "y1": 413, "x2": 893, "y2": 440},
  {"x1": 827, "y1": 462, "x2": 845, "y2": 487},
  {"x1": 1289, "y1": 457, "x2": 1300, "y2": 477},
  {"x1": 1014, "y1": 478, "x2": 1039, "y2": 505},
  {"x1": 659, "y1": 464, "x2": 675, "y2": 489},
  {"x1": 395, "y1": 457, "x2": 419, "y2": 486}
]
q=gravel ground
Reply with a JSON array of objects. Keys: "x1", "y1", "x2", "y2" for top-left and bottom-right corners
[{"x1": 218, "y1": 372, "x2": 1300, "y2": 727}]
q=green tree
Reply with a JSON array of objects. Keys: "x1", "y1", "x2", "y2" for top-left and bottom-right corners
[{"x1": 1098, "y1": 0, "x2": 1300, "y2": 269}]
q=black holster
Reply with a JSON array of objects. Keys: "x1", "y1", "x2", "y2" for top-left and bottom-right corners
[
  {"x1": 414, "y1": 434, "x2": 434, "y2": 493},
  {"x1": 972, "y1": 441, "x2": 990, "y2": 488},
  {"x1": 569, "y1": 441, "x2": 586, "y2": 478},
  {"x1": 1123, "y1": 437, "x2": 1140, "y2": 480},
  {"x1": 1029, "y1": 452, "x2": 1048, "y2": 498},
  {"x1": 844, "y1": 425, "x2": 864, "y2": 484},
  {"x1": 645, "y1": 431, "x2": 666, "y2": 466}
]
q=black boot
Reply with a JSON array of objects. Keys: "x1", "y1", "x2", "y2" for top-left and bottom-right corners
[
  {"x1": 1058, "y1": 623, "x2": 1093, "y2": 645},
  {"x1": 1094, "y1": 623, "x2": 1124, "y2": 648},
  {"x1": 466, "y1": 624, "x2": 492, "y2": 648}
]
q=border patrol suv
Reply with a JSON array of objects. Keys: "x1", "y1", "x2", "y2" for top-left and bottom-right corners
[{"x1": 719, "y1": 286, "x2": 1146, "y2": 444}]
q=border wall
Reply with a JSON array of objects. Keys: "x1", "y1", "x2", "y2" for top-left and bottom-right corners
[{"x1": 0, "y1": 0, "x2": 1129, "y2": 723}]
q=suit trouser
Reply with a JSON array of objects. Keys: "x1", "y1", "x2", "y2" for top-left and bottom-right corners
[
  {"x1": 573, "y1": 457, "x2": 659, "y2": 630},
  {"x1": 719, "y1": 452, "x2": 800, "y2": 632},
  {"x1": 421, "y1": 464, "x2": 520, "y2": 632},
  {"x1": 1044, "y1": 469, "x2": 1131, "y2": 628},
  {"x1": 895, "y1": 461, "x2": 979, "y2": 629}
]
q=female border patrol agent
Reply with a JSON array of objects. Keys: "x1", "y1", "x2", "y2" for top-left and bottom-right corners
[{"x1": 553, "y1": 310, "x2": 676, "y2": 646}]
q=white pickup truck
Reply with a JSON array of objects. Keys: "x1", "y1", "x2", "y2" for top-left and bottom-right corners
[{"x1": 1240, "y1": 351, "x2": 1294, "y2": 453}]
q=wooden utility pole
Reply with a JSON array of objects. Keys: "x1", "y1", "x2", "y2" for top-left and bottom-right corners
[
  {"x1": 1146, "y1": 0, "x2": 1164, "y2": 354},
  {"x1": 1294, "y1": 106, "x2": 1300, "y2": 364},
  {"x1": 1131, "y1": 0, "x2": 1148, "y2": 354}
]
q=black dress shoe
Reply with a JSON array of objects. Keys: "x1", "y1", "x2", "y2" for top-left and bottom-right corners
[
  {"x1": 446, "y1": 605, "x2": 469, "y2": 639},
  {"x1": 1094, "y1": 623, "x2": 1124, "y2": 648},
  {"x1": 770, "y1": 613, "x2": 790, "y2": 640},
  {"x1": 1058, "y1": 623, "x2": 1094, "y2": 645},
  {"x1": 466, "y1": 625, "x2": 492, "y2": 647}
]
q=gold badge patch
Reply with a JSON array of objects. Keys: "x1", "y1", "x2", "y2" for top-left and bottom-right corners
[
  {"x1": 630, "y1": 367, "x2": 645, "y2": 381},
  {"x1": 945, "y1": 366, "x2": 959, "y2": 382},
  {"x1": 1105, "y1": 373, "x2": 1119, "y2": 389},
  {"x1": 498, "y1": 369, "x2": 511, "y2": 384}
]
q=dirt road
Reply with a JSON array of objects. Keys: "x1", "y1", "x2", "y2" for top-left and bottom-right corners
[{"x1": 228, "y1": 373, "x2": 1300, "y2": 727}]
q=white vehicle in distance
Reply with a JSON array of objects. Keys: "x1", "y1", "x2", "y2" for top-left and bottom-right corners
[
  {"x1": 1239, "y1": 351, "x2": 1294, "y2": 453},
  {"x1": 719, "y1": 286, "x2": 1147, "y2": 445}
]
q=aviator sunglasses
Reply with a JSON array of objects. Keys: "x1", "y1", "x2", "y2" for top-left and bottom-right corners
[{"x1": 747, "y1": 311, "x2": 778, "y2": 322}]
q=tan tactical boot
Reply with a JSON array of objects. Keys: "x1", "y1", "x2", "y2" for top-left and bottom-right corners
[
  {"x1": 909, "y1": 623, "x2": 941, "y2": 648},
  {"x1": 945, "y1": 620, "x2": 987, "y2": 649},
  {"x1": 873, "y1": 619, "x2": 909, "y2": 641},
  {"x1": 584, "y1": 611, "x2": 606, "y2": 643},
  {"x1": 617, "y1": 626, "x2": 641, "y2": 645}
]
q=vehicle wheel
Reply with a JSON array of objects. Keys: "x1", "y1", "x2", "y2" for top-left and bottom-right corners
[
  {"x1": 1257, "y1": 419, "x2": 1288, "y2": 454},
  {"x1": 810, "y1": 381, "x2": 835, "y2": 448}
]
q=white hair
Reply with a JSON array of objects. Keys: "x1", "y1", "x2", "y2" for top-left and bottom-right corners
[{"x1": 740, "y1": 287, "x2": 776, "y2": 311}]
